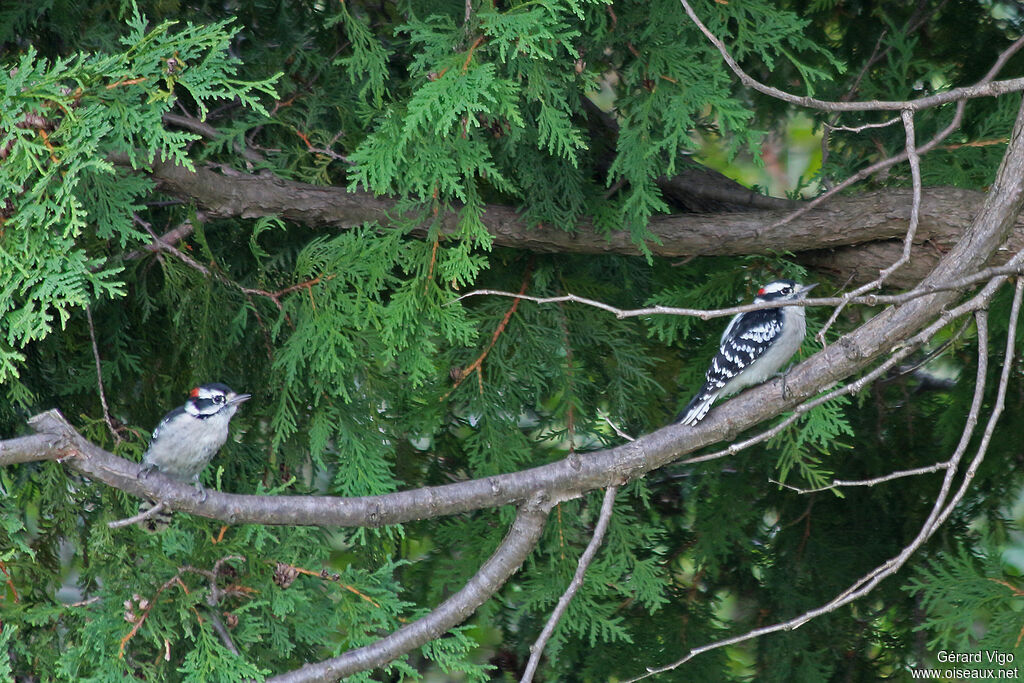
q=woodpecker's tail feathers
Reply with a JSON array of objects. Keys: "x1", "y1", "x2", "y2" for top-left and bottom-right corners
[{"x1": 678, "y1": 391, "x2": 717, "y2": 426}]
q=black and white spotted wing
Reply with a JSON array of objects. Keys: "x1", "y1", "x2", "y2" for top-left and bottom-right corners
[{"x1": 679, "y1": 308, "x2": 784, "y2": 425}]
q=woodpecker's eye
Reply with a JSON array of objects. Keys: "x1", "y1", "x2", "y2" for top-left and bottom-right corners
[
  {"x1": 214, "y1": 395, "x2": 225, "y2": 404},
  {"x1": 783, "y1": 286, "x2": 792, "y2": 294}
]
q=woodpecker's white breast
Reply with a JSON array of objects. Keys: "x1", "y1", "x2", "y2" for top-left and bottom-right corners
[
  {"x1": 142, "y1": 407, "x2": 237, "y2": 482},
  {"x1": 722, "y1": 303, "x2": 806, "y2": 395}
]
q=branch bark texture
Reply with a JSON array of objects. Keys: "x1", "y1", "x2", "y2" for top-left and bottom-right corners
[{"x1": 139, "y1": 157, "x2": 1022, "y2": 288}]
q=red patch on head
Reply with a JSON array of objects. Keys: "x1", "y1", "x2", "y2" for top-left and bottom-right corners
[
  {"x1": 757, "y1": 288, "x2": 766, "y2": 296},
  {"x1": 190, "y1": 387, "x2": 200, "y2": 397}
]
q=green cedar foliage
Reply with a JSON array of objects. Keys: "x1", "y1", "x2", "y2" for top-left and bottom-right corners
[{"x1": 3, "y1": 1, "x2": 1024, "y2": 681}]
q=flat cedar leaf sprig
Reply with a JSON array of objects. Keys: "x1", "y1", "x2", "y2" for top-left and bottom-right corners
[{"x1": 0, "y1": 2, "x2": 279, "y2": 388}]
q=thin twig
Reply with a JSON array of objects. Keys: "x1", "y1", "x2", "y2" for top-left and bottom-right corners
[
  {"x1": 521, "y1": 486, "x2": 619, "y2": 683},
  {"x1": 456, "y1": 261, "x2": 1024, "y2": 322},
  {"x1": 825, "y1": 117, "x2": 900, "y2": 133},
  {"x1": 196, "y1": 555, "x2": 247, "y2": 657},
  {"x1": 135, "y1": 215, "x2": 211, "y2": 276},
  {"x1": 292, "y1": 128, "x2": 353, "y2": 165},
  {"x1": 134, "y1": 213, "x2": 328, "y2": 312},
  {"x1": 759, "y1": 29, "x2": 1024, "y2": 232},
  {"x1": 880, "y1": 314, "x2": 973, "y2": 383},
  {"x1": 443, "y1": 261, "x2": 533, "y2": 399},
  {"x1": 123, "y1": 220, "x2": 196, "y2": 261},
  {"x1": 108, "y1": 501, "x2": 167, "y2": 529},
  {"x1": 927, "y1": 278, "x2": 1024, "y2": 534},
  {"x1": 769, "y1": 461, "x2": 949, "y2": 495},
  {"x1": 602, "y1": 415, "x2": 636, "y2": 442},
  {"x1": 272, "y1": 561, "x2": 383, "y2": 608},
  {"x1": 208, "y1": 611, "x2": 240, "y2": 656},
  {"x1": 819, "y1": 1, "x2": 946, "y2": 181},
  {"x1": 69, "y1": 596, "x2": 101, "y2": 608},
  {"x1": 120, "y1": 574, "x2": 190, "y2": 657},
  {"x1": 85, "y1": 305, "x2": 120, "y2": 444},
  {"x1": 769, "y1": 99, "x2": 965, "y2": 231}
]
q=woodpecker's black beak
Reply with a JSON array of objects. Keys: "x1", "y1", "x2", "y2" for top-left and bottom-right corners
[
  {"x1": 228, "y1": 393, "x2": 252, "y2": 406},
  {"x1": 798, "y1": 283, "x2": 818, "y2": 297}
]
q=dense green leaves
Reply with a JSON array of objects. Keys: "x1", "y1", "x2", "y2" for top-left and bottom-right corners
[{"x1": 0, "y1": 8, "x2": 278, "y2": 390}]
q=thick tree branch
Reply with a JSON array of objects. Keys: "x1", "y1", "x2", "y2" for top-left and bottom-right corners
[
  {"x1": 7, "y1": 267, "x2": 1014, "y2": 528},
  {"x1": 133, "y1": 156, "x2": 1024, "y2": 288},
  {"x1": 9, "y1": 78, "x2": 1024, "y2": 683},
  {"x1": 266, "y1": 497, "x2": 552, "y2": 683},
  {"x1": 677, "y1": 266, "x2": 1014, "y2": 469},
  {"x1": 0, "y1": 432, "x2": 63, "y2": 466},
  {"x1": 126, "y1": 8, "x2": 1024, "y2": 292}
]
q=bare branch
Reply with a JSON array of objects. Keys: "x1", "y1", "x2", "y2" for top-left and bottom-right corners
[
  {"x1": 135, "y1": 214, "x2": 211, "y2": 276},
  {"x1": 928, "y1": 277, "x2": 1024, "y2": 531},
  {"x1": 880, "y1": 315, "x2": 974, "y2": 382},
  {"x1": 85, "y1": 305, "x2": 120, "y2": 445},
  {"x1": 0, "y1": 432, "x2": 64, "y2": 466},
  {"x1": 107, "y1": 502, "x2": 167, "y2": 529},
  {"x1": 207, "y1": 610, "x2": 241, "y2": 657},
  {"x1": 678, "y1": 254, "x2": 1018, "y2": 470},
  {"x1": 981, "y1": 33, "x2": 1024, "y2": 82},
  {"x1": 457, "y1": 261, "x2": 1024, "y2": 322},
  {"x1": 521, "y1": 486, "x2": 618, "y2": 683},
  {"x1": 769, "y1": 462, "x2": 949, "y2": 495},
  {"x1": 601, "y1": 415, "x2": 636, "y2": 442},
  {"x1": 266, "y1": 497, "x2": 551, "y2": 683},
  {"x1": 8, "y1": 261, "x2": 1021, "y2": 530},
  {"x1": 192, "y1": 554, "x2": 248, "y2": 657},
  {"x1": 634, "y1": 256, "x2": 1024, "y2": 682},
  {"x1": 14, "y1": 97, "x2": 1024, "y2": 535},
  {"x1": 678, "y1": 4, "x2": 1022, "y2": 238},
  {"x1": 291, "y1": 127, "x2": 353, "y2": 165},
  {"x1": 123, "y1": 220, "x2": 196, "y2": 261},
  {"x1": 768, "y1": 100, "x2": 966, "y2": 232},
  {"x1": 825, "y1": 117, "x2": 900, "y2": 133},
  {"x1": 677, "y1": 0, "x2": 1024, "y2": 112}
]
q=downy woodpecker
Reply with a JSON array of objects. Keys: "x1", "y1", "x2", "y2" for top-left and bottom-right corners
[
  {"x1": 679, "y1": 280, "x2": 816, "y2": 425},
  {"x1": 142, "y1": 383, "x2": 251, "y2": 483}
]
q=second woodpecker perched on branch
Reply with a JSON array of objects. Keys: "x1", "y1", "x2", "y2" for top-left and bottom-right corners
[
  {"x1": 679, "y1": 280, "x2": 816, "y2": 426},
  {"x1": 142, "y1": 383, "x2": 251, "y2": 483},
  {"x1": 129, "y1": 383, "x2": 250, "y2": 531}
]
